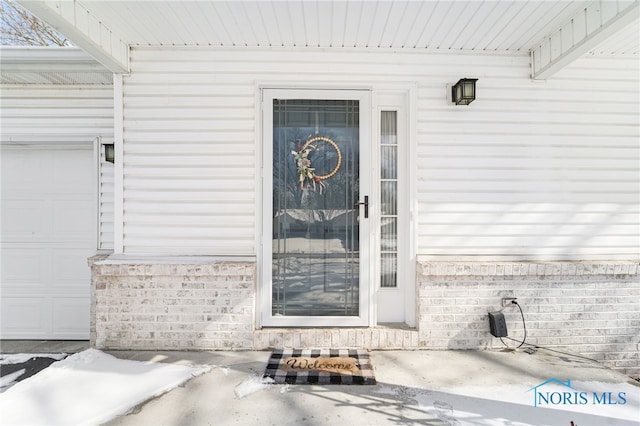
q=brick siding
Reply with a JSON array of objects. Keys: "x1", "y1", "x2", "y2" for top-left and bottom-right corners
[
  {"x1": 418, "y1": 261, "x2": 640, "y2": 378},
  {"x1": 89, "y1": 257, "x2": 639, "y2": 378},
  {"x1": 89, "y1": 257, "x2": 256, "y2": 350}
]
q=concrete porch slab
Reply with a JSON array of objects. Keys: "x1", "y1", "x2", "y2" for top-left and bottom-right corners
[
  {"x1": 103, "y1": 348, "x2": 639, "y2": 425},
  {"x1": 2, "y1": 342, "x2": 638, "y2": 425}
]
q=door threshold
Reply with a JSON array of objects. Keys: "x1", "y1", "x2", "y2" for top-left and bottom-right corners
[
  {"x1": 376, "y1": 323, "x2": 416, "y2": 330},
  {"x1": 253, "y1": 326, "x2": 419, "y2": 350}
]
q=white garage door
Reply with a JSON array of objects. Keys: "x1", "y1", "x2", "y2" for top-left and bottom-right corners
[{"x1": 1, "y1": 146, "x2": 95, "y2": 339}]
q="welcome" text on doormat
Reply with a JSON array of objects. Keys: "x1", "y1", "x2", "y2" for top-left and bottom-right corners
[{"x1": 264, "y1": 349, "x2": 376, "y2": 385}]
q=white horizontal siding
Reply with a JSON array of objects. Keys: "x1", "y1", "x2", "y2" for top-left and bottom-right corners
[
  {"x1": 0, "y1": 86, "x2": 114, "y2": 144},
  {"x1": 124, "y1": 48, "x2": 638, "y2": 259},
  {"x1": 0, "y1": 85, "x2": 115, "y2": 251},
  {"x1": 99, "y1": 153, "x2": 115, "y2": 250},
  {"x1": 124, "y1": 50, "x2": 257, "y2": 254},
  {"x1": 418, "y1": 55, "x2": 639, "y2": 260}
]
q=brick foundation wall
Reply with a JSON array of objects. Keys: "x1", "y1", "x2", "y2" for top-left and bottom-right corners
[
  {"x1": 418, "y1": 261, "x2": 640, "y2": 378},
  {"x1": 89, "y1": 256, "x2": 639, "y2": 377},
  {"x1": 90, "y1": 256, "x2": 256, "y2": 350},
  {"x1": 89, "y1": 256, "x2": 421, "y2": 351}
]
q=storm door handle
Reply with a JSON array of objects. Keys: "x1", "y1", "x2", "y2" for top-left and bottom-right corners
[{"x1": 354, "y1": 195, "x2": 369, "y2": 218}]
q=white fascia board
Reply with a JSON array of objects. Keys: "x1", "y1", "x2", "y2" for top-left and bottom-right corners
[
  {"x1": 0, "y1": 46, "x2": 97, "y2": 62},
  {"x1": 531, "y1": 1, "x2": 639, "y2": 80},
  {"x1": 16, "y1": 1, "x2": 129, "y2": 73}
]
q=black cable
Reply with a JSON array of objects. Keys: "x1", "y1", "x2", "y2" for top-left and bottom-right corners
[
  {"x1": 501, "y1": 301, "x2": 601, "y2": 364},
  {"x1": 498, "y1": 301, "x2": 526, "y2": 349},
  {"x1": 504, "y1": 337, "x2": 602, "y2": 363},
  {"x1": 513, "y1": 301, "x2": 526, "y2": 348}
]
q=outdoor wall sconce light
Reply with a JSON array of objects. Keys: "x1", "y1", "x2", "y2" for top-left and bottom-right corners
[
  {"x1": 104, "y1": 144, "x2": 115, "y2": 163},
  {"x1": 451, "y1": 78, "x2": 478, "y2": 105}
]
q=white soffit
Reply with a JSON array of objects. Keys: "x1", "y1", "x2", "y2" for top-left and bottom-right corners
[
  {"x1": 67, "y1": 0, "x2": 604, "y2": 52},
  {"x1": 16, "y1": 0, "x2": 130, "y2": 73},
  {"x1": 17, "y1": 1, "x2": 639, "y2": 76}
]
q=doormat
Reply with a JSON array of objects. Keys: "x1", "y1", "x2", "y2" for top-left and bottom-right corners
[{"x1": 263, "y1": 349, "x2": 376, "y2": 385}]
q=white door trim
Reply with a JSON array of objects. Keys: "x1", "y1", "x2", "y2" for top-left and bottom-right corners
[{"x1": 374, "y1": 90, "x2": 415, "y2": 326}]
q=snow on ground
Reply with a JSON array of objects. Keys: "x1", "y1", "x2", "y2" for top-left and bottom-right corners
[
  {"x1": 0, "y1": 354, "x2": 69, "y2": 393},
  {"x1": 0, "y1": 349, "x2": 210, "y2": 426},
  {"x1": 0, "y1": 369, "x2": 25, "y2": 392},
  {"x1": 234, "y1": 375, "x2": 275, "y2": 399},
  {"x1": 0, "y1": 354, "x2": 67, "y2": 365}
]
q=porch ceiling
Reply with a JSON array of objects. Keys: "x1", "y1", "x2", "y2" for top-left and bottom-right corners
[
  {"x1": 46, "y1": 0, "x2": 639, "y2": 53},
  {"x1": 15, "y1": 0, "x2": 639, "y2": 78}
]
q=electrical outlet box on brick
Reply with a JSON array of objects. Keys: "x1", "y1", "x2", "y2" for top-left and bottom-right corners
[
  {"x1": 502, "y1": 297, "x2": 517, "y2": 307},
  {"x1": 488, "y1": 311, "x2": 508, "y2": 337}
]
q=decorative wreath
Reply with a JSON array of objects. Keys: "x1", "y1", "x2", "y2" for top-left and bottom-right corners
[
  {"x1": 303, "y1": 136, "x2": 342, "y2": 179},
  {"x1": 291, "y1": 136, "x2": 342, "y2": 192}
]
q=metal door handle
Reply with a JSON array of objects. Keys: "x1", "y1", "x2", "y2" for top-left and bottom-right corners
[{"x1": 354, "y1": 195, "x2": 369, "y2": 218}]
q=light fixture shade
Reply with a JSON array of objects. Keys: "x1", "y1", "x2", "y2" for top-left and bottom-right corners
[
  {"x1": 452, "y1": 78, "x2": 478, "y2": 105},
  {"x1": 104, "y1": 144, "x2": 115, "y2": 163}
]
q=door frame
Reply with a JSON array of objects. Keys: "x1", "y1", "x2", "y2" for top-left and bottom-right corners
[
  {"x1": 374, "y1": 91, "x2": 416, "y2": 326},
  {"x1": 259, "y1": 88, "x2": 373, "y2": 327}
]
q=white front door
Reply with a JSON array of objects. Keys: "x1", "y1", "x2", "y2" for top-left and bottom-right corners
[{"x1": 261, "y1": 89, "x2": 372, "y2": 327}]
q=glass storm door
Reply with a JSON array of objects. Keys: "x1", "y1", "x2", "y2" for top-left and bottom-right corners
[{"x1": 262, "y1": 89, "x2": 371, "y2": 327}]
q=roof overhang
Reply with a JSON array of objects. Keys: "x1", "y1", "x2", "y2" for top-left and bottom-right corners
[
  {"x1": 15, "y1": 0, "x2": 129, "y2": 73},
  {"x1": 531, "y1": 0, "x2": 639, "y2": 79},
  {"x1": 15, "y1": 1, "x2": 640, "y2": 79}
]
